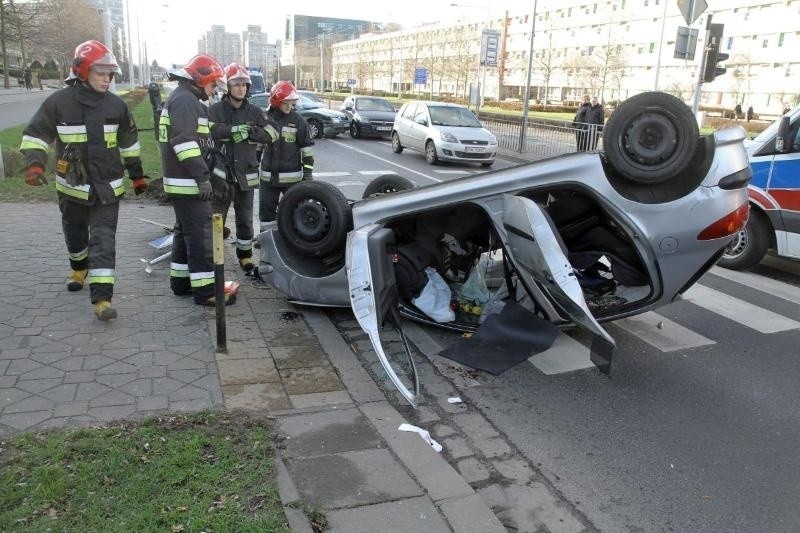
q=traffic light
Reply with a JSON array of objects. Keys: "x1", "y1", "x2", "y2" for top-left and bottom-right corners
[{"x1": 702, "y1": 23, "x2": 728, "y2": 83}]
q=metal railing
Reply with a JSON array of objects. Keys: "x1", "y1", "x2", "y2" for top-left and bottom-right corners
[{"x1": 481, "y1": 115, "x2": 603, "y2": 161}]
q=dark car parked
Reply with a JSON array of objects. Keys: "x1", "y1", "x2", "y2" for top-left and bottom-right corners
[
  {"x1": 340, "y1": 95, "x2": 396, "y2": 138},
  {"x1": 250, "y1": 93, "x2": 350, "y2": 139}
]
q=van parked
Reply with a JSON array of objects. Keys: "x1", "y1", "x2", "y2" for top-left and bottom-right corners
[{"x1": 719, "y1": 105, "x2": 800, "y2": 269}]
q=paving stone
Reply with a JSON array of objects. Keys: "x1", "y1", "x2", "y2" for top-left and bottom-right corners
[
  {"x1": 218, "y1": 358, "x2": 279, "y2": 385},
  {"x1": 38, "y1": 384, "x2": 78, "y2": 402},
  {"x1": 119, "y1": 379, "x2": 153, "y2": 397},
  {"x1": 2, "y1": 410, "x2": 52, "y2": 431},
  {"x1": 478, "y1": 482, "x2": 585, "y2": 533},
  {"x1": 90, "y1": 390, "x2": 135, "y2": 407},
  {"x1": 289, "y1": 390, "x2": 353, "y2": 409},
  {"x1": 286, "y1": 448, "x2": 423, "y2": 509},
  {"x1": 138, "y1": 365, "x2": 167, "y2": 379},
  {"x1": 326, "y1": 495, "x2": 451, "y2": 533},
  {"x1": 136, "y1": 395, "x2": 169, "y2": 412},
  {"x1": 4, "y1": 395, "x2": 54, "y2": 414},
  {"x1": 170, "y1": 398, "x2": 218, "y2": 412},
  {"x1": 452, "y1": 412, "x2": 500, "y2": 441},
  {"x1": 271, "y1": 345, "x2": 328, "y2": 369},
  {"x1": 457, "y1": 457, "x2": 491, "y2": 483},
  {"x1": 0, "y1": 375, "x2": 16, "y2": 388},
  {"x1": 0, "y1": 388, "x2": 30, "y2": 409},
  {"x1": 81, "y1": 355, "x2": 116, "y2": 370},
  {"x1": 438, "y1": 493, "x2": 507, "y2": 533},
  {"x1": 279, "y1": 366, "x2": 343, "y2": 395},
  {"x1": 19, "y1": 365, "x2": 64, "y2": 380},
  {"x1": 215, "y1": 344, "x2": 271, "y2": 361},
  {"x1": 222, "y1": 383, "x2": 291, "y2": 411},
  {"x1": 152, "y1": 377, "x2": 185, "y2": 395},
  {"x1": 88, "y1": 404, "x2": 137, "y2": 421},
  {"x1": 474, "y1": 437, "x2": 512, "y2": 459},
  {"x1": 169, "y1": 384, "x2": 210, "y2": 402},
  {"x1": 278, "y1": 408, "x2": 383, "y2": 458},
  {"x1": 54, "y1": 401, "x2": 89, "y2": 417},
  {"x1": 442, "y1": 436, "x2": 474, "y2": 459},
  {"x1": 491, "y1": 457, "x2": 535, "y2": 482},
  {"x1": 433, "y1": 423, "x2": 456, "y2": 438},
  {"x1": 64, "y1": 370, "x2": 96, "y2": 384},
  {"x1": 16, "y1": 378, "x2": 62, "y2": 394}
]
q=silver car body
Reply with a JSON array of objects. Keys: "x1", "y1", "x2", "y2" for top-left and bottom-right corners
[
  {"x1": 393, "y1": 101, "x2": 497, "y2": 165},
  {"x1": 258, "y1": 127, "x2": 750, "y2": 406}
]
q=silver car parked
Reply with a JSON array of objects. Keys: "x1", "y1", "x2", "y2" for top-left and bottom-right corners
[{"x1": 392, "y1": 101, "x2": 497, "y2": 166}]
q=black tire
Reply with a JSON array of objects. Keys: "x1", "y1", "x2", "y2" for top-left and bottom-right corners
[
  {"x1": 425, "y1": 140, "x2": 439, "y2": 165},
  {"x1": 350, "y1": 122, "x2": 360, "y2": 138},
  {"x1": 391, "y1": 132, "x2": 403, "y2": 153},
  {"x1": 277, "y1": 181, "x2": 352, "y2": 257},
  {"x1": 307, "y1": 119, "x2": 323, "y2": 139},
  {"x1": 717, "y1": 209, "x2": 771, "y2": 270},
  {"x1": 362, "y1": 174, "x2": 415, "y2": 199},
  {"x1": 603, "y1": 92, "x2": 699, "y2": 185},
  {"x1": 480, "y1": 161, "x2": 494, "y2": 168}
]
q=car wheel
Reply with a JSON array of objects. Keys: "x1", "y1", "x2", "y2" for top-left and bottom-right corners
[
  {"x1": 603, "y1": 91, "x2": 698, "y2": 185},
  {"x1": 717, "y1": 209, "x2": 771, "y2": 270},
  {"x1": 391, "y1": 132, "x2": 403, "y2": 153},
  {"x1": 277, "y1": 181, "x2": 353, "y2": 257},
  {"x1": 425, "y1": 140, "x2": 439, "y2": 165},
  {"x1": 350, "y1": 122, "x2": 360, "y2": 138},
  {"x1": 307, "y1": 119, "x2": 323, "y2": 139},
  {"x1": 480, "y1": 161, "x2": 494, "y2": 168},
  {"x1": 362, "y1": 174, "x2": 416, "y2": 199}
]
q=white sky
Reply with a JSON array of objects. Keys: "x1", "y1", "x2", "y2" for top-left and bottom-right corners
[{"x1": 128, "y1": 0, "x2": 516, "y2": 67}]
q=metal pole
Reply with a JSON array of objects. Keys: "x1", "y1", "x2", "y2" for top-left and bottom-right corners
[
  {"x1": 102, "y1": 0, "x2": 115, "y2": 92},
  {"x1": 692, "y1": 14, "x2": 712, "y2": 117},
  {"x1": 653, "y1": 0, "x2": 669, "y2": 90},
  {"x1": 125, "y1": 0, "x2": 134, "y2": 88},
  {"x1": 212, "y1": 213, "x2": 227, "y2": 352},
  {"x1": 518, "y1": 0, "x2": 537, "y2": 153}
]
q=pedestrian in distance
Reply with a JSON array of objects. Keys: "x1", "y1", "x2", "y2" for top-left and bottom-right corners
[
  {"x1": 259, "y1": 80, "x2": 314, "y2": 229},
  {"x1": 587, "y1": 96, "x2": 605, "y2": 151},
  {"x1": 208, "y1": 63, "x2": 274, "y2": 272},
  {"x1": 23, "y1": 68, "x2": 32, "y2": 91},
  {"x1": 158, "y1": 53, "x2": 236, "y2": 306},
  {"x1": 746, "y1": 105, "x2": 754, "y2": 123},
  {"x1": 573, "y1": 94, "x2": 591, "y2": 152},
  {"x1": 19, "y1": 40, "x2": 148, "y2": 321}
]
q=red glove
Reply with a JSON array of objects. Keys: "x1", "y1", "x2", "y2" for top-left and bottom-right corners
[
  {"x1": 24, "y1": 164, "x2": 47, "y2": 186},
  {"x1": 131, "y1": 177, "x2": 148, "y2": 195}
]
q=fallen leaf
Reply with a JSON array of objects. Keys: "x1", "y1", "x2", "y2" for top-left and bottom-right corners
[{"x1": 172, "y1": 525, "x2": 184, "y2": 532}]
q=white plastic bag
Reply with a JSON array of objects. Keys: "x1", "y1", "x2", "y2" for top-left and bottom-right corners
[
  {"x1": 460, "y1": 262, "x2": 490, "y2": 304},
  {"x1": 412, "y1": 267, "x2": 455, "y2": 323}
]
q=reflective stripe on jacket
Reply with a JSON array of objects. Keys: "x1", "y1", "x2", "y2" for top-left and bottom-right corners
[{"x1": 259, "y1": 108, "x2": 314, "y2": 185}]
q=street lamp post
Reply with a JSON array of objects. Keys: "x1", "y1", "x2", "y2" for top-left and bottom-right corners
[{"x1": 518, "y1": 0, "x2": 538, "y2": 153}]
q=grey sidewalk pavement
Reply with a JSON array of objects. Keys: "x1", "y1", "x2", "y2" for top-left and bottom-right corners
[{"x1": 0, "y1": 200, "x2": 515, "y2": 531}]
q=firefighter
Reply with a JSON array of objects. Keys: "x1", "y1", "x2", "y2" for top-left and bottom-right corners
[
  {"x1": 259, "y1": 80, "x2": 314, "y2": 228},
  {"x1": 20, "y1": 40, "x2": 148, "y2": 321},
  {"x1": 159, "y1": 54, "x2": 236, "y2": 306},
  {"x1": 208, "y1": 63, "x2": 273, "y2": 272}
]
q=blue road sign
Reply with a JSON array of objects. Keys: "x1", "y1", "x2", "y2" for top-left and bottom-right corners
[{"x1": 414, "y1": 67, "x2": 428, "y2": 84}]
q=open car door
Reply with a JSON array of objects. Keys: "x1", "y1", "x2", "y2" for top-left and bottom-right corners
[
  {"x1": 502, "y1": 194, "x2": 616, "y2": 374},
  {"x1": 347, "y1": 224, "x2": 419, "y2": 407}
]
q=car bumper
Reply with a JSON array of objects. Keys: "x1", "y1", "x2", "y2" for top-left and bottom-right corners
[
  {"x1": 323, "y1": 122, "x2": 350, "y2": 136},
  {"x1": 437, "y1": 142, "x2": 497, "y2": 163}
]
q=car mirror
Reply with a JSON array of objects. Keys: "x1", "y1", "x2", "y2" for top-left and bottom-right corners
[
  {"x1": 776, "y1": 116, "x2": 790, "y2": 153},
  {"x1": 415, "y1": 117, "x2": 428, "y2": 126}
]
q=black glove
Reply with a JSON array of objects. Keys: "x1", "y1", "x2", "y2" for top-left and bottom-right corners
[
  {"x1": 210, "y1": 176, "x2": 229, "y2": 202},
  {"x1": 197, "y1": 180, "x2": 213, "y2": 201}
]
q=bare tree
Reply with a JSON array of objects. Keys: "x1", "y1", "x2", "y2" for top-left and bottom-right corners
[{"x1": 31, "y1": 0, "x2": 102, "y2": 78}]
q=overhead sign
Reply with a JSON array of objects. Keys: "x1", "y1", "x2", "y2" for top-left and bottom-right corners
[
  {"x1": 677, "y1": 0, "x2": 708, "y2": 26},
  {"x1": 674, "y1": 27, "x2": 699, "y2": 60},
  {"x1": 480, "y1": 29, "x2": 501, "y2": 67},
  {"x1": 347, "y1": 78, "x2": 357, "y2": 86},
  {"x1": 414, "y1": 67, "x2": 428, "y2": 84}
]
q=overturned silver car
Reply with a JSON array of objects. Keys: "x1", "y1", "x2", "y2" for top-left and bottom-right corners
[{"x1": 257, "y1": 92, "x2": 751, "y2": 407}]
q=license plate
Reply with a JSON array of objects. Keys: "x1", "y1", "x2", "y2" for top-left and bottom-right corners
[
  {"x1": 464, "y1": 146, "x2": 485, "y2": 153},
  {"x1": 376, "y1": 126, "x2": 391, "y2": 131}
]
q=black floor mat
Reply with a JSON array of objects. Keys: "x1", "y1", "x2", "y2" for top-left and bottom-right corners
[{"x1": 438, "y1": 300, "x2": 559, "y2": 375}]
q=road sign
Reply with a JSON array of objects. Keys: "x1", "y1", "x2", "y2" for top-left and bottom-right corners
[
  {"x1": 347, "y1": 78, "x2": 356, "y2": 87},
  {"x1": 674, "y1": 27, "x2": 699, "y2": 60},
  {"x1": 480, "y1": 29, "x2": 501, "y2": 67},
  {"x1": 414, "y1": 67, "x2": 428, "y2": 84},
  {"x1": 677, "y1": 0, "x2": 707, "y2": 26}
]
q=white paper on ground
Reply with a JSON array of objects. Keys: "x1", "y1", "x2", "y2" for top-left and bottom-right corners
[
  {"x1": 447, "y1": 397, "x2": 463, "y2": 404},
  {"x1": 398, "y1": 423, "x2": 443, "y2": 453}
]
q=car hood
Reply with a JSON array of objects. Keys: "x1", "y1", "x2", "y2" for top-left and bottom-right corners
[
  {"x1": 304, "y1": 107, "x2": 347, "y2": 119},
  {"x1": 438, "y1": 125, "x2": 495, "y2": 141},
  {"x1": 354, "y1": 110, "x2": 396, "y2": 121}
]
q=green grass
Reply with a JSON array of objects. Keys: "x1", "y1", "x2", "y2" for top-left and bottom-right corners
[{"x1": 0, "y1": 411, "x2": 290, "y2": 532}]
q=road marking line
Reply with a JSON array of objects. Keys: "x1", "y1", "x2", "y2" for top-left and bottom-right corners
[
  {"x1": 332, "y1": 180, "x2": 364, "y2": 187},
  {"x1": 314, "y1": 171, "x2": 351, "y2": 177},
  {"x1": 529, "y1": 333, "x2": 594, "y2": 374},
  {"x1": 358, "y1": 170, "x2": 398, "y2": 175},
  {"x1": 709, "y1": 266, "x2": 800, "y2": 306},
  {"x1": 610, "y1": 311, "x2": 715, "y2": 352},
  {"x1": 684, "y1": 283, "x2": 800, "y2": 333},
  {"x1": 329, "y1": 138, "x2": 443, "y2": 182}
]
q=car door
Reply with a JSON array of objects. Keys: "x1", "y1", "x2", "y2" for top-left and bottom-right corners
[
  {"x1": 396, "y1": 103, "x2": 417, "y2": 147},
  {"x1": 408, "y1": 104, "x2": 430, "y2": 151},
  {"x1": 347, "y1": 224, "x2": 419, "y2": 407},
  {"x1": 502, "y1": 194, "x2": 616, "y2": 374}
]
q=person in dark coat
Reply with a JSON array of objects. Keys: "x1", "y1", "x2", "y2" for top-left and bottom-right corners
[
  {"x1": 746, "y1": 106, "x2": 754, "y2": 122},
  {"x1": 573, "y1": 94, "x2": 591, "y2": 151},
  {"x1": 586, "y1": 97, "x2": 605, "y2": 151}
]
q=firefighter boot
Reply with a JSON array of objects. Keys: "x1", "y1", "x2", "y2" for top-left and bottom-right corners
[
  {"x1": 200, "y1": 293, "x2": 237, "y2": 307},
  {"x1": 66, "y1": 269, "x2": 87, "y2": 291},
  {"x1": 94, "y1": 300, "x2": 117, "y2": 321},
  {"x1": 239, "y1": 257, "x2": 254, "y2": 272}
]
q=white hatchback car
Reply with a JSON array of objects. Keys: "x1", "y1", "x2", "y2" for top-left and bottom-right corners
[{"x1": 391, "y1": 101, "x2": 497, "y2": 167}]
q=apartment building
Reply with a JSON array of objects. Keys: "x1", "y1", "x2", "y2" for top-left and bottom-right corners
[{"x1": 329, "y1": 0, "x2": 800, "y2": 113}]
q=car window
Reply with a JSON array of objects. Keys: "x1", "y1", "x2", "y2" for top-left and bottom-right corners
[
  {"x1": 429, "y1": 105, "x2": 481, "y2": 127},
  {"x1": 401, "y1": 103, "x2": 417, "y2": 120},
  {"x1": 250, "y1": 94, "x2": 267, "y2": 109},
  {"x1": 298, "y1": 96, "x2": 323, "y2": 109},
  {"x1": 356, "y1": 98, "x2": 395, "y2": 112},
  {"x1": 412, "y1": 105, "x2": 428, "y2": 123}
]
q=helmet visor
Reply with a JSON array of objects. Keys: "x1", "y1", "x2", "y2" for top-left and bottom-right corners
[
  {"x1": 91, "y1": 64, "x2": 122, "y2": 75},
  {"x1": 215, "y1": 76, "x2": 228, "y2": 94}
]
